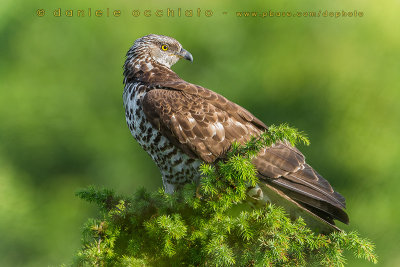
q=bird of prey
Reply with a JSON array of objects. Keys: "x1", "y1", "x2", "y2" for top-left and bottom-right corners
[{"x1": 123, "y1": 34, "x2": 349, "y2": 233}]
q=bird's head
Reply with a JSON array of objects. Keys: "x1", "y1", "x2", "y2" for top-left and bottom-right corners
[{"x1": 129, "y1": 34, "x2": 193, "y2": 68}]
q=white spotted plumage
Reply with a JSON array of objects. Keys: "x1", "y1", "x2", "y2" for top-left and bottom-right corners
[{"x1": 123, "y1": 82, "x2": 202, "y2": 193}]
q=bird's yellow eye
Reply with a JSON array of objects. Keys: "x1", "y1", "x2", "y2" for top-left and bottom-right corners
[{"x1": 161, "y1": 44, "x2": 169, "y2": 51}]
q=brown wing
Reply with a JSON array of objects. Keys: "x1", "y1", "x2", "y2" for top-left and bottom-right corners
[
  {"x1": 142, "y1": 80, "x2": 348, "y2": 225},
  {"x1": 254, "y1": 143, "x2": 349, "y2": 224},
  {"x1": 142, "y1": 85, "x2": 264, "y2": 163}
]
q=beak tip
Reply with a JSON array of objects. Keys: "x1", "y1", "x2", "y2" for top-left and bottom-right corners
[
  {"x1": 180, "y1": 48, "x2": 193, "y2": 63},
  {"x1": 185, "y1": 53, "x2": 193, "y2": 63}
]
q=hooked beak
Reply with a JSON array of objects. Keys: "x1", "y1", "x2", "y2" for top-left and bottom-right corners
[{"x1": 178, "y1": 48, "x2": 193, "y2": 63}]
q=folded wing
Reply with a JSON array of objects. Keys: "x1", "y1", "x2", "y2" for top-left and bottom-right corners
[{"x1": 142, "y1": 80, "x2": 348, "y2": 226}]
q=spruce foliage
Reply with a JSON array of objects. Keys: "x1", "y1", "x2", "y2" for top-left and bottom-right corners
[{"x1": 74, "y1": 124, "x2": 377, "y2": 266}]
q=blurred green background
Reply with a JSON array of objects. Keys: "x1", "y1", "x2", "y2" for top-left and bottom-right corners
[{"x1": 1, "y1": 0, "x2": 399, "y2": 266}]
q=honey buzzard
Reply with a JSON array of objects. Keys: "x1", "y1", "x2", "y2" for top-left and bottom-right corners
[{"x1": 123, "y1": 34, "x2": 349, "y2": 233}]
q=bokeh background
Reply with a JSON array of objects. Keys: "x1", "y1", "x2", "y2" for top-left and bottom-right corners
[{"x1": 1, "y1": 0, "x2": 399, "y2": 266}]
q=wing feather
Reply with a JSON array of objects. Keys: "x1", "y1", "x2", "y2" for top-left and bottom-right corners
[
  {"x1": 142, "y1": 80, "x2": 348, "y2": 226},
  {"x1": 142, "y1": 86, "x2": 262, "y2": 162}
]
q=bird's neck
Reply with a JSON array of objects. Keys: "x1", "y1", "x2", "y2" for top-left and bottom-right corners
[{"x1": 123, "y1": 54, "x2": 180, "y2": 85}]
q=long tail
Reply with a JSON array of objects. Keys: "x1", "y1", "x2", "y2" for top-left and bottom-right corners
[{"x1": 253, "y1": 141, "x2": 349, "y2": 225}]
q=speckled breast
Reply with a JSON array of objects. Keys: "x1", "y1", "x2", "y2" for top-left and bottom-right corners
[{"x1": 123, "y1": 82, "x2": 202, "y2": 193}]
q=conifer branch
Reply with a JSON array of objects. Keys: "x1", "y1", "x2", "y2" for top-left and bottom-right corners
[{"x1": 73, "y1": 124, "x2": 377, "y2": 266}]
